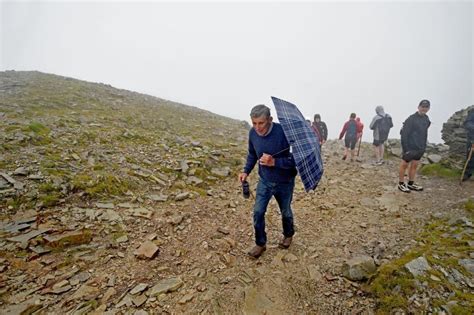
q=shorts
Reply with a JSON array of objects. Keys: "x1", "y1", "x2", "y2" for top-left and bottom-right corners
[
  {"x1": 402, "y1": 150, "x2": 425, "y2": 162},
  {"x1": 373, "y1": 139, "x2": 385, "y2": 146},
  {"x1": 345, "y1": 137, "x2": 357, "y2": 150}
]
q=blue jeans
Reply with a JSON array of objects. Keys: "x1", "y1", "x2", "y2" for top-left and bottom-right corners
[{"x1": 253, "y1": 177, "x2": 295, "y2": 246}]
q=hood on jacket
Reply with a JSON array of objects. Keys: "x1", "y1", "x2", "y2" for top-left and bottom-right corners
[{"x1": 375, "y1": 106, "x2": 385, "y2": 116}]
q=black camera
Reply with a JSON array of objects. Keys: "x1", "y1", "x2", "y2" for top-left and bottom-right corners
[{"x1": 242, "y1": 180, "x2": 250, "y2": 199}]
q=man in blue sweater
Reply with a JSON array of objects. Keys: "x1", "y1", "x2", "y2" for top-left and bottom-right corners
[{"x1": 239, "y1": 104, "x2": 297, "y2": 258}]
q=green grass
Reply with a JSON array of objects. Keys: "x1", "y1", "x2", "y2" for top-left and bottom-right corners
[
  {"x1": 366, "y1": 215, "x2": 474, "y2": 313},
  {"x1": 420, "y1": 163, "x2": 461, "y2": 179}
]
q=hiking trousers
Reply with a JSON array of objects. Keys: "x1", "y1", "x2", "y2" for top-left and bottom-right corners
[{"x1": 253, "y1": 177, "x2": 295, "y2": 246}]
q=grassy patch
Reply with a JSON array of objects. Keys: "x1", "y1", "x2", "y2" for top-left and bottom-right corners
[
  {"x1": 366, "y1": 215, "x2": 474, "y2": 313},
  {"x1": 72, "y1": 172, "x2": 133, "y2": 198},
  {"x1": 27, "y1": 121, "x2": 50, "y2": 135},
  {"x1": 420, "y1": 163, "x2": 461, "y2": 179},
  {"x1": 464, "y1": 199, "x2": 474, "y2": 212}
]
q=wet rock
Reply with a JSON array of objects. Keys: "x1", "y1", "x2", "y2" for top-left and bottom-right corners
[
  {"x1": 211, "y1": 167, "x2": 230, "y2": 177},
  {"x1": 342, "y1": 255, "x2": 377, "y2": 281},
  {"x1": 13, "y1": 167, "x2": 29, "y2": 176},
  {"x1": 96, "y1": 202, "x2": 114, "y2": 209},
  {"x1": 427, "y1": 154, "x2": 442, "y2": 163},
  {"x1": 175, "y1": 192, "x2": 190, "y2": 201},
  {"x1": 135, "y1": 241, "x2": 159, "y2": 259},
  {"x1": 131, "y1": 208, "x2": 153, "y2": 219},
  {"x1": 458, "y1": 259, "x2": 474, "y2": 274},
  {"x1": 149, "y1": 194, "x2": 168, "y2": 202},
  {"x1": 132, "y1": 294, "x2": 147, "y2": 307},
  {"x1": 405, "y1": 256, "x2": 431, "y2": 277},
  {"x1": 149, "y1": 277, "x2": 183, "y2": 296},
  {"x1": 7, "y1": 228, "x2": 50, "y2": 244}
]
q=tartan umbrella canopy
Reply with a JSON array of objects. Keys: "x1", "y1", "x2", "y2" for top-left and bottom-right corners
[{"x1": 271, "y1": 96, "x2": 324, "y2": 191}]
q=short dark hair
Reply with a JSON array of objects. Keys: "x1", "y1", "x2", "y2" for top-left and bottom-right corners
[
  {"x1": 419, "y1": 99, "x2": 430, "y2": 108},
  {"x1": 314, "y1": 114, "x2": 321, "y2": 120},
  {"x1": 350, "y1": 113, "x2": 356, "y2": 119},
  {"x1": 250, "y1": 104, "x2": 271, "y2": 119}
]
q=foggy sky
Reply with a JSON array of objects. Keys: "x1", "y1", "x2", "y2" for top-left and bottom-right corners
[{"x1": 1, "y1": 1, "x2": 473, "y2": 143}]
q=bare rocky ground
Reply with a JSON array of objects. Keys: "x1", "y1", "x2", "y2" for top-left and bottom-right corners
[{"x1": 1, "y1": 72, "x2": 473, "y2": 314}]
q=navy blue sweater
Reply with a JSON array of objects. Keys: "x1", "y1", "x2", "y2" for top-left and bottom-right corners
[{"x1": 243, "y1": 123, "x2": 297, "y2": 183}]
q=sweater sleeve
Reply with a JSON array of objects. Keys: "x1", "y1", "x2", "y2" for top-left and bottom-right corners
[
  {"x1": 369, "y1": 116, "x2": 379, "y2": 130},
  {"x1": 243, "y1": 136, "x2": 258, "y2": 174}
]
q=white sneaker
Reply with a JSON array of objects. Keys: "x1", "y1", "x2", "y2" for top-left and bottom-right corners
[
  {"x1": 407, "y1": 183, "x2": 423, "y2": 191},
  {"x1": 398, "y1": 183, "x2": 410, "y2": 193}
]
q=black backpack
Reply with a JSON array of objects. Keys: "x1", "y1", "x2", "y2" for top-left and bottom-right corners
[{"x1": 377, "y1": 115, "x2": 392, "y2": 141}]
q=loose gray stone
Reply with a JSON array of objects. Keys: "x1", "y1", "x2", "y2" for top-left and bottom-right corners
[
  {"x1": 130, "y1": 283, "x2": 148, "y2": 295},
  {"x1": 150, "y1": 277, "x2": 183, "y2": 296},
  {"x1": 342, "y1": 255, "x2": 377, "y2": 281},
  {"x1": 458, "y1": 259, "x2": 474, "y2": 274},
  {"x1": 175, "y1": 192, "x2": 190, "y2": 201},
  {"x1": 405, "y1": 256, "x2": 431, "y2": 277}
]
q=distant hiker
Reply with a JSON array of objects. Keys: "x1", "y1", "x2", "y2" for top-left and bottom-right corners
[
  {"x1": 356, "y1": 117, "x2": 364, "y2": 141},
  {"x1": 398, "y1": 100, "x2": 431, "y2": 193},
  {"x1": 369, "y1": 106, "x2": 393, "y2": 165},
  {"x1": 462, "y1": 107, "x2": 474, "y2": 182},
  {"x1": 312, "y1": 114, "x2": 328, "y2": 145},
  {"x1": 339, "y1": 113, "x2": 358, "y2": 161},
  {"x1": 239, "y1": 104, "x2": 297, "y2": 259}
]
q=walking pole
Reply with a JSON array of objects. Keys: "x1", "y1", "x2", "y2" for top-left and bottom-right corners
[
  {"x1": 460, "y1": 143, "x2": 474, "y2": 185},
  {"x1": 357, "y1": 133, "x2": 363, "y2": 157}
]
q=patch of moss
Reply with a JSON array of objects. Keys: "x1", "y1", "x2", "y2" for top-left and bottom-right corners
[
  {"x1": 367, "y1": 216, "x2": 474, "y2": 313},
  {"x1": 38, "y1": 193, "x2": 61, "y2": 207},
  {"x1": 420, "y1": 163, "x2": 460, "y2": 179},
  {"x1": 27, "y1": 121, "x2": 49, "y2": 135}
]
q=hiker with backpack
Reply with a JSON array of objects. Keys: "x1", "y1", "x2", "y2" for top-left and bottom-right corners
[
  {"x1": 398, "y1": 100, "x2": 431, "y2": 193},
  {"x1": 370, "y1": 106, "x2": 393, "y2": 165},
  {"x1": 339, "y1": 113, "x2": 358, "y2": 162},
  {"x1": 312, "y1": 114, "x2": 328, "y2": 145}
]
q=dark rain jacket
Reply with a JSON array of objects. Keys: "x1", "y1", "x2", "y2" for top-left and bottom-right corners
[
  {"x1": 464, "y1": 110, "x2": 474, "y2": 143},
  {"x1": 400, "y1": 112, "x2": 431, "y2": 152}
]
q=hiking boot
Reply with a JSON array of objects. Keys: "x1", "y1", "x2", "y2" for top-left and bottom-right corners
[
  {"x1": 462, "y1": 174, "x2": 471, "y2": 182},
  {"x1": 342, "y1": 155, "x2": 347, "y2": 161},
  {"x1": 247, "y1": 245, "x2": 266, "y2": 258},
  {"x1": 397, "y1": 183, "x2": 411, "y2": 193},
  {"x1": 407, "y1": 183, "x2": 423, "y2": 191},
  {"x1": 278, "y1": 236, "x2": 292, "y2": 249},
  {"x1": 376, "y1": 160, "x2": 384, "y2": 165}
]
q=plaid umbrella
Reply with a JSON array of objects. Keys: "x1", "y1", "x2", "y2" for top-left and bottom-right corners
[{"x1": 271, "y1": 96, "x2": 324, "y2": 191}]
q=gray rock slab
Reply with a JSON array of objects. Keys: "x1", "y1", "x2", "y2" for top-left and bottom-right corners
[
  {"x1": 7, "y1": 228, "x2": 50, "y2": 243},
  {"x1": 149, "y1": 194, "x2": 168, "y2": 202},
  {"x1": 342, "y1": 255, "x2": 377, "y2": 281},
  {"x1": 149, "y1": 277, "x2": 183, "y2": 296},
  {"x1": 405, "y1": 256, "x2": 431, "y2": 277},
  {"x1": 130, "y1": 283, "x2": 148, "y2": 295},
  {"x1": 458, "y1": 259, "x2": 474, "y2": 274},
  {"x1": 135, "y1": 241, "x2": 159, "y2": 259}
]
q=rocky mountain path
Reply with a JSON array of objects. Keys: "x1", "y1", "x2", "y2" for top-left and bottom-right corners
[{"x1": 1, "y1": 143, "x2": 473, "y2": 315}]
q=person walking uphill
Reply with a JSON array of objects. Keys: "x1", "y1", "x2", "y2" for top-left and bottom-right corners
[
  {"x1": 370, "y1": 106, "x2": 393, "y2": 165},
  {"x1": 339, "y1": 113, "x2": 358, "y2": 161},
  {"x1": 398, "y1": 100, "x2": 431, "y2": 193},
  {"x1": 239, "y1": 104, "x2": 297, "y2": 259},
  {"x1": 312, "y1": 114, "x2": 328, "y2": 145},
  {"x1": 462, "y1": 108, "x2": 474, "y2": 182}
]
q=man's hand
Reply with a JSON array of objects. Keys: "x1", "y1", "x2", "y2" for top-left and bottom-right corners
[
  {"x1": 239, "y1": 172, "x2": 248, "y2": 183},
  {"x1": 259, "y1": 153, "x2": 275, "y2": 167}
]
